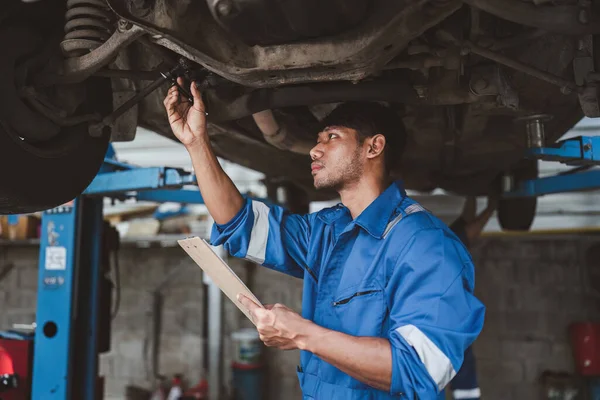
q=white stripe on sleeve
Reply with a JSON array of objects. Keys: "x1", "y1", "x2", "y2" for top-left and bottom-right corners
[
  {"x1": 396, "y1": 324, "x2": 456, "y2": 391},
  {"x1": 405, "y1": 203, "x2": 425, "y2": 215},
  {"x1": 245, "y1": 201, "x2": 270, "y2": 264}
]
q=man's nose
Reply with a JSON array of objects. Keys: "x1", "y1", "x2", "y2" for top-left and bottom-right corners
[{"x1": 310, "y1": 144, "x2": 323, "y2": 160}]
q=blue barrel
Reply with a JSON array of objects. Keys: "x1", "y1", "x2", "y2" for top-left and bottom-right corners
[{"x1": 231, "y1": 363, "x2": 264, "y2": 400}]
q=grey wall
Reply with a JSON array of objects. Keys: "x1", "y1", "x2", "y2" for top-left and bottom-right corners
[
  {"x1": 469, "y1": 236, "x2": 599, "y2": 399},
  {"x1": 1, "y1": 236, "x2": 599, "y2": 399}
]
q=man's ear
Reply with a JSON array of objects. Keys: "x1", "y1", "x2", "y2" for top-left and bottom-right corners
[{"x1": 366, "y1": 134, "x2": 386, "y2": 160}]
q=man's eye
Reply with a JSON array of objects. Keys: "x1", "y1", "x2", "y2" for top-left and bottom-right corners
[{"x1": 328, "y1": 133, "x2": 338, "y2": 139}]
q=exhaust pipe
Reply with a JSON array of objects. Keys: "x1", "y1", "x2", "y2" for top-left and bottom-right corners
[{"x1": 252, "y1": 110, "x2": 314, "y2": 155}]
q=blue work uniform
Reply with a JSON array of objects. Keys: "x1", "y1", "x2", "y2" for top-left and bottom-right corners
[{"x1": 210, "y1": 181, "x2": 485, "y2": 399}]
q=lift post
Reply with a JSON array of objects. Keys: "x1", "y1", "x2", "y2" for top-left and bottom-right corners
[
  {"x1": 32, "y1": 196, "x2": 104, "y2": 399},
  {"x1": 31, "y1": 149, "x2": 205, "y2": 400}
]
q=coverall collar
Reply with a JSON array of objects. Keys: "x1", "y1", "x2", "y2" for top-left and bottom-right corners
[
  {"x1": 317, "y1": 180, "x2": 407, "y2": 239},
  {"x1": 353, "y1": 180, "x2": 407, "y2": 238}
]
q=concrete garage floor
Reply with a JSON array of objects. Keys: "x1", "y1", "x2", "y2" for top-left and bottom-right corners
[{"x1": 1, "y1": 231, "x2": 598, "y2": 399}]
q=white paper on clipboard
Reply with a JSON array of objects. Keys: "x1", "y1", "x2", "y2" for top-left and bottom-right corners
[{"x1": 177, "y1": 237, "x2": 264, "y2": 324}]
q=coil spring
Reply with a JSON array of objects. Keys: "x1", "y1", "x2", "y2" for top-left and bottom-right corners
[{"x1": 60, "y1": 0, "x2": 114, "y2": 57}]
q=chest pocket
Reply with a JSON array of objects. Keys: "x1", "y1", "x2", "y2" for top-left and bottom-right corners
[{"x1": 331, "y1": 283, "x2": 386, "y2": 338}]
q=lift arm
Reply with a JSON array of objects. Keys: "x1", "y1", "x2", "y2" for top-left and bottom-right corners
[
  {"x1": 504, "y1": 135, "x2": 600, "y2": 198},
  {"x1": 528, "y1": 135, "x2": 600, "y2": 165}
]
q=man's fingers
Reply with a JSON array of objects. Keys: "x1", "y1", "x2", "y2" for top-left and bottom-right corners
[
  {"x1": 165, "y1": 95, "x2": 179, "y2": 119},
  {"x1": 165, "y1": 90, "x2": 179, "y2": 108},
  {"x1": 237, "y1": 293, "x2": 260, "y2": 314},
  {"x1": 190, "y1": 81, "x2": 206, "y2": 113},
  {"x1": 280, "y1": 342, "x2": 297, "y2": 351},
  {"x1": 166, "y1": 98, "x2": 182, "y2": 122},
  {"x1": 163, "y1": 88, "x2": 176, "y2": 107},
  {"x1": 264, "y1": 304, "x2": 275, "y2": 310},
  {"x1": 167, "y1": 84, "x2": 178, "y2": 95},
  {"x1": 262, "y1": 338, "x2": 282, "y2": 347},
  {"x1": 165, "y1": 86, "x2": 179, "y2": 107}
]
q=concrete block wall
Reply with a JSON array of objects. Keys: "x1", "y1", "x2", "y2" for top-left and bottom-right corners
[
  {"x1": 469, "y1": 237, "x2": 599, "y2": 399},
  {"x1": 99, "y1": 247, "x2": 208, "y2": 397},
  {"x1": 1, "y1": 236, "x2": 600, "y2": 399},
  {"x1": 0, "y1": 246, "x2": 39, "y2": 331}
]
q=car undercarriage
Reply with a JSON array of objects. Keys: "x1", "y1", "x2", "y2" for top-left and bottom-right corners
[{"x1": 1, "y1": 0, "x2": 599, "y2": 230}]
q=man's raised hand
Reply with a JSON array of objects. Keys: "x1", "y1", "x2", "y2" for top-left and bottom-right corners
[{"x1": 163, "y1": 77, "x2": 207, "y2": 149}]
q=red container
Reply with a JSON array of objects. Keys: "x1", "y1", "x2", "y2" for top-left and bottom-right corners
[
  {"x1": 0, "y1": 336, "x2": 33, "y2": 400},
  {"x1": 569, "y1": 322, "x2": 600, "y2": 376}
]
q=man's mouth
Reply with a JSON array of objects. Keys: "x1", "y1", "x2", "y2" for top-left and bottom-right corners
[{"x1": 311, "y1": 164, "x2": 323, "y2": 174}]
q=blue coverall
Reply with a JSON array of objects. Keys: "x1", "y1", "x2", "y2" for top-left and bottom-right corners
[{"x1": 211, "y1": 181, "x2": 486, "y2": 399}]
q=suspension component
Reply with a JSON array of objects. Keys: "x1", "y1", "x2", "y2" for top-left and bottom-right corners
[
  {"x1": 516, "y1": 114, "x2": 553, "y2": 149},
  {"x1": 60, "y1": 0, "x2": 115, "y2": 58},
  {"x1": 88, "y1": 58, "x2": 199, "y2": 137}
]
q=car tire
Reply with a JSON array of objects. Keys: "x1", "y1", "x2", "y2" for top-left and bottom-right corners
[
  {"x1": 497, "y1": 159, "x2": 538, "y2": 231},
  {"x1": 0, "y1": 77, "x2": 111, "y2": 215}
]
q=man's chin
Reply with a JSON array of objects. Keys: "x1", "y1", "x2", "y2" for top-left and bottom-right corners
[
  {"x1": 313, "y1": 178, "x2": 334, "y2": 190},
  {"x1": 313, "y1": 178, "x2": 325, "y2": 190}
]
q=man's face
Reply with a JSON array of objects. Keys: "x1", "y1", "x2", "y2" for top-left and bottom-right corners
[{"x1": 309, "y1": 126, "x2": 365, "y2": 190}]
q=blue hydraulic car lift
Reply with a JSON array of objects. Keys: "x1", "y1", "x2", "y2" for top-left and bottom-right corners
[
  {"x1": 499, "y1": 114, "x2": 600, "y2": 198},
  {"x1": 30, "y1": 145, "x2": 207, "y2": 400},
  {"x1": 15, "y1": 115, "x2": 600, "y2": 399},
  {"x1": 504, "y1": 135, "x2": 600, "y2": 198}
]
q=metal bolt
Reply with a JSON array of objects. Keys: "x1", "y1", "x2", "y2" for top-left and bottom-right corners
[
  {"x1": 217, "y1": 0, "x2": 232, "y2": 17},
  {"x1": 118, "y1": 19, "x2": 133, "y2": 31},
  {"x1": 583, "y1": 143, "x2": 592, "y2": 152}
]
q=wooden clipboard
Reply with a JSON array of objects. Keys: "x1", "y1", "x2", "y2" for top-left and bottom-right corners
[{"x1": 177, "y1": 237, "x2": 264, "y2": 324}]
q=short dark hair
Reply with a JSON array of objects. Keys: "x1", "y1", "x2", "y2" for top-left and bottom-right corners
[{"x1": 319, "y1": 101, "x2": 406, "y2": 173}]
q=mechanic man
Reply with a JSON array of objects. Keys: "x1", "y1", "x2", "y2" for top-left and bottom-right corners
[
  {"x1": 448, "y1": 196, "x2": 497, "y2": 400},
  {"x1": 164, "y1": 78, "x2": 485, "y2": 399}
]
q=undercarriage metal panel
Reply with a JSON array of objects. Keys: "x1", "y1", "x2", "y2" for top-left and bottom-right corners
[{"x1": 106, "y1": 0, "x2": 462, "y2": 87}]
